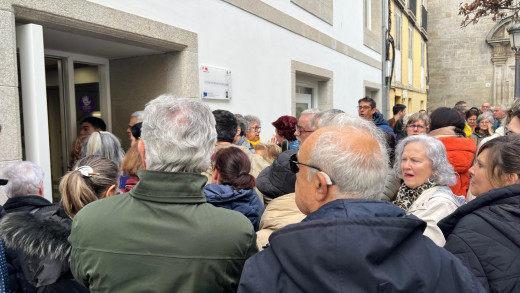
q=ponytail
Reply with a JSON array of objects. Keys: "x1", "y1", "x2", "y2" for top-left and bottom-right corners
[
  {"x1": 213, "y1": 147, "x2": 255, "y2": 190},
  {"x1": 60, "y1": 155, "x2": 119, "y2": 218}
]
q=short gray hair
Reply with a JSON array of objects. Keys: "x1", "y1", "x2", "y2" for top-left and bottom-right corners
[
  {"x1": 310, "y1": 114, "x2": 389, "y2": 200},
  {"x1": 394, "y1": 135, "x2": 456, "y2": 186},
  {"x1": 2, "y1": 161, "x2": 44, "y2": 197},
  {"x1": 82, "y1": 131, "x2": 125, "y2": 166},
  {"x1": 495, "y1": 104, "x2": 509, "y2": 112},
  {"x1": 131, "y1": 110, "x2": 144, "y2": 123},
  {"x1": 477, "y1": 113, "x2": 494, "y2": 126},
  {"x1": 141, "y1": 95, "x2": 217, "y2": 173},
  {"x1": 243, "y1": 115, "x2": 261, "y2": 131},
  {"x1": 301, "y1": 108, "x2": 321, "y2": 115},
  {"x1": 405, "y1": 113, "x2": 430, "y2": 128},
  {"x1": 314, "y1": 109, "x2": 346, "y2": 129}
]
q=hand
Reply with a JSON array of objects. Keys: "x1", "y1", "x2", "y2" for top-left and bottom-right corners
[
  {"x1": 488, "y1": 127, "x2": 494, "y2": 135},
  {"x1": 267, "y1": 134, "x2": 278, "y2": 144}
]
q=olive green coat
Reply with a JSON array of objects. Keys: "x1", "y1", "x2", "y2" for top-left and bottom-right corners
[{"x1": 69, "y1": 170, "x2": 258, "y2": 293}]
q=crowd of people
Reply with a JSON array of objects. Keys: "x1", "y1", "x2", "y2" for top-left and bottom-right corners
[{"x1": 0, "y1": 94, "x2": 519, "y2": 292}]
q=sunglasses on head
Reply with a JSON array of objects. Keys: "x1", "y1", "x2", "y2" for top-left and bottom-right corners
[{"x1": 289, "y1": 153, "x2": 334, "y2": 185}]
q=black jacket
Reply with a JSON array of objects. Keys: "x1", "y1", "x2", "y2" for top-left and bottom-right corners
[
  {"x1": 0, "y1": 196, "x2": 87, "y2": 293},
  {"x1": 439, "y1": 184, "x2": 520, "y2": 293},
  {"x1": 256, "y1": 150, "x2": 297, "y2": 199},
  {"x1": 238, "y1": 199, "x2": 485, "y2": 293}
]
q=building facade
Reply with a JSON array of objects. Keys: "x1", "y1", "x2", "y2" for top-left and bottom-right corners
[
  {"x1": 389, "y1": 0, "x2": 429, "y2": 114},
  {"x1": 0, "y1": 0, "x2": 382, "y2": 202},
  {"x1": 427, "y1": 0, "x2": 516, "y2": 110}
]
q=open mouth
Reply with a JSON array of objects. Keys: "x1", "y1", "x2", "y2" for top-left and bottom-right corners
[{"x1": 404, "y1": 173, "x2": 414, "y2": 178}]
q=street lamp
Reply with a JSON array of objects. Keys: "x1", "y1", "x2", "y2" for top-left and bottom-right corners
[{"x1": 508, "y1": 22, "x2": 520, "y2": 99}]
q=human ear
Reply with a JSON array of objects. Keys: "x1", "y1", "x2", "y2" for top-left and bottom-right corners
[
  {"x1": 212, "y1": 169, "x2": 220, "y2": 184},
  {"x1": 137, "y1": 139, "x2": 147, "y2": 168},
  {"x1": 314, "y1": 172, "x2": 329, "y2": 203},
  {"x1": 102, "y1": 184, "x2": 117, "y2": 198},
  {"x1": 502, "y1": 173, "x2": 519, "y2": 186}
]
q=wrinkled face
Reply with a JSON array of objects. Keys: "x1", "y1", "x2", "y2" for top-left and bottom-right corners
[
  {"x1": 358, "y1": 101, "x2": 375, "y2": 121},
  {"x1": 481, "y1": 103, "x2": 491, "y2": 112},
  {"x1": 479, "y1": 118, "x2": 490, "y2": 131},
  {"x1": 508, "y1": 116, "x2": 520, "y2": 135},
  {"x1": 295, "y1": 114, "x2": 314, "y2": 145},
  {"x1": 494, "y1": 107, "x2": 506, "y2": 120},
  {"x1": 467, "y1": 115, "x2": 477, "y2": 127},
  {"x1": 400, "y1": 142, "x2": 434, "y2": 189},
  {"x1": 469, "y1": 149, "x2": 494, "y2": 197},
  {"x1": 245, "y1": 122, "x2": 261, "y2": 141},
  {"x1": 294, "y1": 135, "x2": 316, "y2": 215},
  {"x1": 80, "y1": 122, "x2": 96, "y2": 136},
  {"x1": 406, "y1": 119, "x2": 428, "y2": 136}
]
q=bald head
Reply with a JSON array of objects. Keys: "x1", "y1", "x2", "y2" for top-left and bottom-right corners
[{"x1": 294, "y1": 123, "x2": 388, "y2": 214}]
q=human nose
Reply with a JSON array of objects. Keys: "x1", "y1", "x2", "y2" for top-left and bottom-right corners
[
  {"x1": 469, "y1": 164, "x2": 476, "y2": 176},
  {"x1": 294, "y1": 128, "x2": 300, "y2": 136}
]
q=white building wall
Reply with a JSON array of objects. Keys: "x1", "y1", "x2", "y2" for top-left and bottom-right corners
[{"x1": 89, "y1": 0, "x2": 382, "y2": 139}]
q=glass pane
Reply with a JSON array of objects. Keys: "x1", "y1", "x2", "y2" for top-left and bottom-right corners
[{"x1": 74, "y1": 62, "x2": 101, "y2": 136}]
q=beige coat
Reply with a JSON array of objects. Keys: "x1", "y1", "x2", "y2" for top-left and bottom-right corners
[
  {"x1": 407, "y1": 186, "x2": 465, "y2": 246},
  {"x1": 256, "y1": 193, "x2": 306, "y2": 250},
  {"x1": 203, "y1": 144, "x2": 270, "y2": 204}
]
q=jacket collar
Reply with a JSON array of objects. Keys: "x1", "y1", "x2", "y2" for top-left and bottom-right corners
[
  {"x1": 303, "y1": 198, "x2": 411, "y2": 222},
  {"x1": 439, "y1": 184, "x2": 520, "y2": 236},
  {"x1": 3, "y1": 195, "x2": 53, "y2": 212},
  {"x1": 129, "y1": 170, "x2": 208, "y2": 203}
]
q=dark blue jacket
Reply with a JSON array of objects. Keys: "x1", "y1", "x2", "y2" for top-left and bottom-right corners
[
  {"x1": 203, "y1": 184, "x2": 264, "y2": 231},
  {"x1": 439, "y1": 184, "x2": 520, "y2": 293},
  {"x1": 238, "y1": 199, "x2": 485, "y2": 293},
  {"x1": 372, "y1": 112, "x2": 395, "y2": 138}
]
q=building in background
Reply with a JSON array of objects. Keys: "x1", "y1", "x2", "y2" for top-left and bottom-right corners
[
  {"x1": 388, "y1": 0, "x2": 429, "y2": 113},
  {"x1": 0, "y1": 0, "x2": 382, "y2": 202},
  {"x1": 427, "y1": 0, "x2": 516, "y2": 110}
]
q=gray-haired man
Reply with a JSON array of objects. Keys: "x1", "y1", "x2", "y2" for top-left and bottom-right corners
[{"x1": 70, "y1": 95, "x2": 257, "y2": 292}]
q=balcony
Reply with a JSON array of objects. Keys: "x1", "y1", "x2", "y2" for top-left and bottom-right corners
[
  {"x1": 408, "y1": 0, "x2": 417, "y2": 17},
  {"x1": 422, "y1": 5, "x2": 427, "y2": 31}
]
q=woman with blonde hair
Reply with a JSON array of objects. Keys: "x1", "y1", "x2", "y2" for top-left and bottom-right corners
[
  {"x1": 61, "y1": 155, "x2": 120, "y2": 218},
  {"x1": 120, "y1": 144, "x2": 144, "y2": 192}
]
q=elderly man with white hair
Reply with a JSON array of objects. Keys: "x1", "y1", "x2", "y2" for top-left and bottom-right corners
[
  {"x1": 1, "y1": 161, "x2": 53, "y2": 214},
  {"x1": 238, "y1": 114, "x2": 485, "y2": 293},
  {"x1": 69, "y1": 95, "x2": 258, "y2": 292}
]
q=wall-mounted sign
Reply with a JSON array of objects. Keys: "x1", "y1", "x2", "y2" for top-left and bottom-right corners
[
  {"x1": 78, "y1": 95, "x2": 95, "y2": 114},
  {"x1": 200, "y1": 65, "x2": 231, "y2": 100}
]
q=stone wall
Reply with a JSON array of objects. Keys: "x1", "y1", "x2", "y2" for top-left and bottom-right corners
[{"x1": 427, "y1": 0, "x2": 497, "y2": 109}]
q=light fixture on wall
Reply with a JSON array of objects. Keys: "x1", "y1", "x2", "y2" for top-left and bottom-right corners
[{"x1": 507, "y1": 21, "x2": 520, "y2": 99}]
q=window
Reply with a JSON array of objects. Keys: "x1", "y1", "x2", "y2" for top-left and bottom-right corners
[
  {"x1": 365, "y1": 0, "x2": 372, "y2": 30},
  {"x1": 408, "y1": 28, "x2": 413, "y2": 59},
  {"x1": 395, "y1": 11, "x2": 401, "y2": 51}
]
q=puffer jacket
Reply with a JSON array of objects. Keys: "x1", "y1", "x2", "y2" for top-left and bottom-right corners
[
  {"x1": 382, "y1": 169, "x2": 400, "y2": 201},
  {"x1": 256, "y1": 193, "x2": 305, "y2": 250},
  {"x1": 0, "y1": 207, "x2": 88, "y2": 292},
  {"x1": 204, "y1": 184, "x2": 265, "y2": 231},
  {"x1": 256, "y1": 150, "x2": 297, "y2": 201},
  {"x1": 372, "y1": 112, "x2": 395, "y2": 138},
  {"x1": 429, "y1": 126, "x2": 476, "y2": 196},
  {"x1": 439, "y1": 184, "x2": 520, "y2": 292}
]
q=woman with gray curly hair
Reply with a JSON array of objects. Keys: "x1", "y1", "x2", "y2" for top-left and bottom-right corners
[
  {"x1": 470, "y1": 113, "x2": 494, "y2": 147},
  {"x1": 393, "y1": 135, "x2": 465, "y2": 246}
]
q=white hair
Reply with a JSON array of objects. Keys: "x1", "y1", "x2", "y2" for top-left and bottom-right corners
[
  {"x1": 495, "y1": 104, "x2": 509, "y2": 111},
  {"x1": 82, "y1": 131, "x2": 125, "y2": 166},
  {"x1": 2, "y1": 161, "x2": 44, "y2": 197},
  {"x1": 310, "y1": 114, "x2": 389, "y2": 200},
  {"x1": 394, "y1": 135, "x2": 457, "y2": 186},
  {"x1": 243, "y1": 115, "x2": 261, "y2": 131},
  {"x1": 131, "y1": 110, "x2": 144, "y2": 123},
  {"x1": 141, "y1": 95, "x2": 217, "y2": 173}
]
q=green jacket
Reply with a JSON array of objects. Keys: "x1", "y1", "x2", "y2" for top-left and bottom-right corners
[{"x1": 69, "y1": 170, "x2": 258, "y2": 293}]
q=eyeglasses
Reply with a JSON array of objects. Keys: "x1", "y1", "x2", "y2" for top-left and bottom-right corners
[
  {"x1": 289, "y1": 153, "x2": 334, "y2": 185},
  {"x1": 296, "y1": 126, "x2": 314, "y2": 133},
  {"x1": 252, "y1": 126, "x2": 261, "y2": 132},
  {"x1": 479, "y1": 121, "x2": 490, "y2": 125},
  {"x1": 407, "y1": 124, "x2": 426, "y2": 129},
  {"x1": 357, "y1": 106, "x2": 372, "y2": 110}
]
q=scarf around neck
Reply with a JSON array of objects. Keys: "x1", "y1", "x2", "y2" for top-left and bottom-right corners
[{"x1": 393, "y1": 178, "x2": 437, "y2": 211}]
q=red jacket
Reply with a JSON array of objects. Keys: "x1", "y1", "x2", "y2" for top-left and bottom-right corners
[{"x1": 436, "y1": 136, "x2": 476, "y2": 196}]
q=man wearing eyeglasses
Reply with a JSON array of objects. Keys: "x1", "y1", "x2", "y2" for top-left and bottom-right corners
[
  {"x1": 358, "y1": 97, "x2": 395, "y2": 138},
  {"x1": 238, "y1": 115, "x2": 484, "y2": 293},
  {"x1": 294, "y1": 109, "x2": 320, "y2": 146}
]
